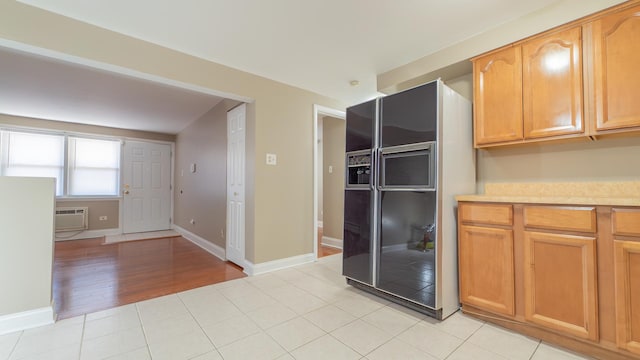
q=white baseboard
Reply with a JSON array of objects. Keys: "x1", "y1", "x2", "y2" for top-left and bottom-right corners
[
  {"x1": 173, "y1": 225, "x2": 226, "y2": 261},
  {"x1": 0, "y1": 306, "x2": 55, "y2": 335},
  {"x1": 54, "y1": 228, "x2": 121, "y2": 241},
  {"x1": 321, "y1": 236, "x2": 343, "y2": 249},
  {"x1": 244, "y1": 253, "x2": 315, "y2": 276}
]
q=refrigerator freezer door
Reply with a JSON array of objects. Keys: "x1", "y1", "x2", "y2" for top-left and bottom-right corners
[
  {"x1": 343, "y1": 190, "x2": 374, "y2": 285},
  {"x1": 346, "y1": 99, "x2": 376, "y2": 152},
  {"x1": 380, "y1": 81, "x2": 437, "y2": 147},
  {"x1": 377, "y1": 191, "x2": 437, "y2": 308}
]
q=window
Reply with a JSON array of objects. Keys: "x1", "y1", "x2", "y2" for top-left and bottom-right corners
[
  {"x1": 0, "y1": 131, "x2": 65, "y2": 195},
  {"x1": 0, "y1": 129, "x2": 121, "y2": 197},
  {"x1": 68, "y1": 137, "x2": 120, "y2": 196}
]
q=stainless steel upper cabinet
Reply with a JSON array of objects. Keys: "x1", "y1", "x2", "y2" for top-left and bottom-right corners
[
  {"x1": 346, "y1": 99, "x2": 377, "y2": 152},
  {"x1": 380, "y1": 81, "x2": 438, "y2": 147}
]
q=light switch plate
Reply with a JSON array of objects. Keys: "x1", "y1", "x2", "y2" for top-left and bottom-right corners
[{"x1": 266, "y1": 153, "x2": 277, "y2": 165}]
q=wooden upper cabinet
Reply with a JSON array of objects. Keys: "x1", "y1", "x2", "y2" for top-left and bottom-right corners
[
  {"x1": 473, "y1": 46, "x2": 523, "y2": 146},
  {"x1": 522, "y1": 26, "x2": 584, "y2": 139},
  {"x1": 592, "y1": 4, "x2": 640, "y2": 132}
]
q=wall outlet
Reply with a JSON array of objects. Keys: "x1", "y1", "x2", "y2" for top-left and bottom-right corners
[
  {"x1": 266, "y1": 153, "x2": 277, "y2": 165},
  {"x1": 328, "y1": 165, "x2": 333, "y2": 173},
  {"x1": 99, "y1": 216, "x2": 108, "y2": 221},
  {"x1": 189, "y1": 219, "x2": 196, "y2": 225},
  {"x1": 220, "y1": 229, "x2": 224, "y2": 238}
]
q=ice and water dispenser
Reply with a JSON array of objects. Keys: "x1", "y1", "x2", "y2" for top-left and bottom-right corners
[{"x1": 346, "y1": 152, "x2": 371, "y2": 187}]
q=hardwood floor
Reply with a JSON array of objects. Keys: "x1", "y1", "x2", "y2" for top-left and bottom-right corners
[
  {"x1": 319, "y1": 244, "x2": 342, "y2": 257},
  {"x1": 53, "y1": 236, "x2": 246, "y2": 319},
  {"x1": 317, "y1": 227, "x2": 342, "y2": 258},
  {"x1": 54, "y1": 229, "x2": 341, "y2": 320}
]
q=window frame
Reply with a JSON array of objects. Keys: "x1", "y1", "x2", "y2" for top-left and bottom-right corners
[
  {"x1": 67, "y1": 135, "x2": 122, "y2": 197},
  {"x1": 0, "y1": 127, "x2": 123, "y2": 199}
]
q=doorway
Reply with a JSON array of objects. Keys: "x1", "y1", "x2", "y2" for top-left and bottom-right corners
[
  {"x1": 121, "y1": 140, "x2": 172, "y2": 234},
  {"x1": 313, "y1": 105, "x2": 346, "y2": 260}
]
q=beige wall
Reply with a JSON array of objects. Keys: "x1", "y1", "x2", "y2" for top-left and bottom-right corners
[
  {"x1": 322, "y1": 117, "x2": 345, "y2": 240},
  {"x1": 174, "y1": 100, "x2": 240, "y2": 248},
  {"x1": 444, "y1": 73, "x2": 473, "y2": 101},
  {"x1": 55, "y1": 199, "x2": 119, "y2": 230},
  {"x1": 477, "y1": 136, "x2": 640, "y2": 192},
  {"x1": 0, "y1": 177, "x2": 54, "y2": 317},
  {"x1": 0, "y1": 3, "x2": 345, "y2": 264}
]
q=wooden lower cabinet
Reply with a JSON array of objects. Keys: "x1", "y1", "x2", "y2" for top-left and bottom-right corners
[
  {"x1": 458, "y1": 201, "x2": 640, "y2": 359},
  {"x1": 459, "y1": 225, "x2": 515, "y2": 316},
  {"x1": 523, "y1": 231, "x2": 598, "y2": 341},
  {"x1": 614, "y1": 240, "x2": 640, "y2": 355}
]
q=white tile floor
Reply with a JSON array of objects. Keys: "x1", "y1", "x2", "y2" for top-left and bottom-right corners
[{"x1": 1, "y1": 254, "x2": 594, "y2": 360}]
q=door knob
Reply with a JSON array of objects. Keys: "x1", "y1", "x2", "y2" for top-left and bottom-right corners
[
  {"x1": 234, "y1": 192, "x2": 239, "y2": 196},
  {"x1": 124, "y1": 190, "x2": 130, "y2": 195}
]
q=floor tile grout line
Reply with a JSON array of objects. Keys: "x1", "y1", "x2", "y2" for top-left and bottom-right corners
[
  {"x1": 133, "y1": 303, "x2": 156, "y2": 360},
  {"x1": 528, "y1": 340, "x2": 542, "y2": 360},
  {"x1": 177, "y1": 285, "x2": 281, "y2": 355},
  {"x1": 6, "y1": 330, "x2": 24, "y2": 360},
  {"x1": 176, "y1": 289, "x2": 226, "y2": 359},
  {"x1": 465, "y1": 322, "x2": 542, "y2": 360},
  {"x1": 388, "y1": 321, "x2": 436, "y2": 358},
  {"x1": 77, "y1": 314, "x2": 86, "y2": 360},
  {"x1": 327, "y1": 331, "x2": 366, "y2": 357},
  {"x1": 442, "y1": 329, "x2": 467, "y2": 360}
]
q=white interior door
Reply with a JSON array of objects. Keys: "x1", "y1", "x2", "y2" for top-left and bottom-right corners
[
  {"x1": 122, "y1": 140, "x2": 171, "y2": 234},
  {"x1": 227, "y1": 104, "x2": 246, "y2": 267}
]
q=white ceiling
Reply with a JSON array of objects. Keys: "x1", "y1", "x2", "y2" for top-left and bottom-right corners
[
  {"x1": 0, "y1": 47, "x2": 223, "y2": 134},
  {"x1": 5, "y1": 0, "x2": 564, "y2": 134}
]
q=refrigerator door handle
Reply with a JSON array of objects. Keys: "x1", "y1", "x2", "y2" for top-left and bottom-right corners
[
  {"x1": 370, "y1": 148, "x2": 376, "y2": 191},
  {"x1": 375, "y1": 148, "x2": 382, "y2": 191}
]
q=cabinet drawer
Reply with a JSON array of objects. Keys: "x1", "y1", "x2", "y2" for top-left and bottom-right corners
[
  {"x1": 612, "y1": 208, "x2": 640, "y2": 237},
  {"x1": 460, "y1": 203, "x2": 513, "y2": 226},
  {"x1": 523, "y1": 206, "x2": 596, "y2": 233}
]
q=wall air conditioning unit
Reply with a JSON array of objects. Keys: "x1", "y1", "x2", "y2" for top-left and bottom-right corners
[{"x1": 55, "y1": 207, "x2": 89, "y2": 232}]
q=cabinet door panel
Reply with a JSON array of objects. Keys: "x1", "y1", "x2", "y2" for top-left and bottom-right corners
[
  {"x1": 459, "y1": 225, "x2": 515, "y2": 316},
  {"x1": 614, "y1": 240, "x2": 640, "y2": 355},
  {"x1": 474, "y1": 46, "x2": 523, "y2": 145},
  {"x1": 523, "y1": 27, "x2": 583, "y2": 138},
  {"x1": 592, "y1": 5, "x2": 640, "y2": 131},
  {"x1": 524, "y1": 231, "x2": 598, "y2": 340}
]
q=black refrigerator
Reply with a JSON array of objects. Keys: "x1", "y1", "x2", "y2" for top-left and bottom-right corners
[{"x1": 343, "y1": 80, "x2": 475, "y2": 320}]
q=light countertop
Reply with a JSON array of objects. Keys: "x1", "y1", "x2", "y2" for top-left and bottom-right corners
[{"x1": 455, "y1": 181, "x2": 640, "y2": 206}]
